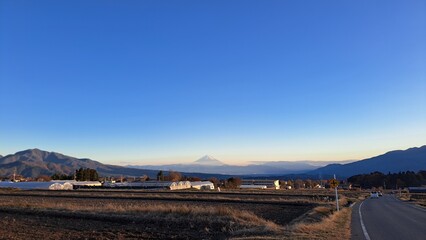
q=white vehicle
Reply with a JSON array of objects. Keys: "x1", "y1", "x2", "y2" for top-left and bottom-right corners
[{"x1": 370, "y1": 191, "x2": 379, "y2": 198}]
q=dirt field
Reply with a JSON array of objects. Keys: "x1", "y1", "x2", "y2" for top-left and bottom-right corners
[
  {"x1": 0, "y1": 189, "x2": 322, "y2": 239},
  {"x1": 398, "y1": 192, "x2": 426, "y2": 207}
]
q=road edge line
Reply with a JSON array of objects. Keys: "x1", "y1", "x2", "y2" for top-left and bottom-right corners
[{"x1": 359, "y1": 201, "x2": 371, "y2": 240}]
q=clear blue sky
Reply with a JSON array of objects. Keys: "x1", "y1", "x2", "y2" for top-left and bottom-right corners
[{"x1": 1, "y1": 0, "x2": 425, "y2": 165}]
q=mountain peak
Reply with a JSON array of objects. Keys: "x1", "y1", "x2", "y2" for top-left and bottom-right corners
[
  {"x1": 193, "y1": 155, "x2": 224, "y2": 166},
  {"x1": 15, "y1": 148, "x2": 45, "y2": 155},
  {"x1": 0, "y1": 149, "x2": 161, "y2": 178}
]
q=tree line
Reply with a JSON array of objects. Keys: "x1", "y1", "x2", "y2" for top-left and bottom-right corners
[
  {"x1": 44, "y1": 168, "x2": 424, "y2": 190},
  {"x1": 348, "y1": 171, "x2": 426, "y2": 189},
  {"x1": 51, "y1": 168, "x2": 99, "y2": 181}
]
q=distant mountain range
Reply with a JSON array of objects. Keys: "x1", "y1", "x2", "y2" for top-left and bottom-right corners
[
  {"x1": 1, "y1": 146, "x2": 425, "y2": 179},
  {"x1": 128, "y1": 155, "x2": 353, "y2": 175},
  {"x1": 309, "y1": 145, "x2": 426, "y2": 177},
  {"x1": 129, "y1": 146, "x2": 426, "y2": 177},
  {"x1": 0, "y1": 149, "x2": 224, "y2": 179}
]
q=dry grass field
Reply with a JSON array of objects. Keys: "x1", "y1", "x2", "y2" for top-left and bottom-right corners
[
  {"x1": 398, "y1": 192, "x2": 426, "y2": 207},
  {"x1": 0, "y1": 189, "x2": 358, "y2": 239}
]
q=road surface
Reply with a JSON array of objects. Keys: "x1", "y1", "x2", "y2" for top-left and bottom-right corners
[{"x1": 351, "y1": 194, "x2": 426, "y2": 240}]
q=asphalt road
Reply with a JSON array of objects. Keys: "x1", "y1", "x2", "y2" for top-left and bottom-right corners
[{"x1": 351, "y1": 194, "x2": 426, "y2": 240}]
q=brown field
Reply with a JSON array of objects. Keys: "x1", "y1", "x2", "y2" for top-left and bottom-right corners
[
  {"x1": 0, "y1": 189, "x2": 356, "y2": 239},
  {"x1": 398, "y1": 192, "x2": 426, "y2": 207}
]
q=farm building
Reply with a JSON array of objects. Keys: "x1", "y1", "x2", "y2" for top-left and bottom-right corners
[
  {"x1": 52, "y1": 180, "x2": 102, "y2": 189},
  {"x1": 71, "y1": 181, "x2": 102, "y2": 187},
  {"x1": 338, "y1": 183, "x2": 352, "y2": 190},
  {"x1": 102, "y1": 181, "x2": 141, "y2": 188},
  {"x1": 0, "y1": 181, "x2": 73, "y2": 190},
  {"x1": 240, "y1": 185, "x2": 267, "y2": 189},
  {"x1": 241, "y1": 179, "x2": 280, "y2": 189},
  {"x1": 176, "y1": 181, "x2": 191, "y2": 190},
  {"x1": 103, "y1": 181, "x2": 192, "y2": 190},
  {"x1": 408, "y1": 187, "x2": 426, "y2": 193},
  {"x1": 191, "y1": 181, "x2": 215, "y2": 190}
]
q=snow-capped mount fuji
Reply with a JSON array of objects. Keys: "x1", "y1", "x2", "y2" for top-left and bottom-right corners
[
  {"x1": 128, "y1": 155, "x2": 326, "y2": 175},
  {"x1": 193, "y1": 155, "x2": 224, "y2": 166}
]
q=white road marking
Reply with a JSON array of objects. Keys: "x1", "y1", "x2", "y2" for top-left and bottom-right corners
[{"x1": 359, "y1": 201, "x2": 371, "y2": 240}]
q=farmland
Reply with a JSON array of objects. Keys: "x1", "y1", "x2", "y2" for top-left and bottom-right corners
[
  {"x1": 0, "y1": 189, "x2": 356, "y2": 239},
  {"x1": 398, "y1": 192, "x2": 426, "y2": 207}
]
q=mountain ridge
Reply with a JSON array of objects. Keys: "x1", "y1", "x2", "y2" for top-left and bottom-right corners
[
  {"x1": 309, "y1": 145, "x2": 426, "y2": 177},
  {"x1": 128, "y1": 155, "x2": 350, "y2": 175},
  {"x1": 0, "y1": 149, "x2": 227, "y2": 179},
  {"x1": 2, "y1": 146, "x2": 424, "y2": 179},
  {"x1": 129, "y1": 146, "x2": 426, "y2": 177}
]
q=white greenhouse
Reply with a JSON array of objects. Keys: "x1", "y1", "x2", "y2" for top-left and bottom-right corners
[
  {"x1": 103, "y1": 181, "x2": 192, "y2": 190},
  {"x1": 176, "y1": 181, "x2": 191, "y2": 190},
  {"x1": 241, "y1": 179, "x2": 280, "y2": 189},
  {"x1": 240, "y1": 185, "x2": 267, "y2": 189},
  {"x1": 53, "y1": 180, "x2": 102, "y2": 188},
  {"x1": 191, "y1": 181, "x2": 215, "y2": 190},
  {"x1": 0, "y1": 181, "x2": 74, "y2": 190}
]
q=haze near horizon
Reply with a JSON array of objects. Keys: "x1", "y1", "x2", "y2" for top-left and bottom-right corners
[{"x1": 1, "y1": 0, "x2": 425, "y2": 165}]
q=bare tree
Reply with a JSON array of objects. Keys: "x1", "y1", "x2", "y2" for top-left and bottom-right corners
[
  {"x1": 168, "y1": 171, "x2": 182, "y2": 181},
  {"x1": 226, "y1": 177, "x2": 242, "y2": 189},
  {"x1": 209, "y1": 177, "x2": 220, "y2": 188}
]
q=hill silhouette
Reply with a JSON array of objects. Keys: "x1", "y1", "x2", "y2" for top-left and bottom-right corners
[
  {"x1": 0, "y1": 149, "x2": 166, "y2": 178},
  {"x1": 309, "y1": 146, "x2": 426, "y2": 177}
]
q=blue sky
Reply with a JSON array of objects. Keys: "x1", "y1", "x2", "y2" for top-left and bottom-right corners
[{"x1": 1, "y1": 0, "x2": 425, "y2": 165}]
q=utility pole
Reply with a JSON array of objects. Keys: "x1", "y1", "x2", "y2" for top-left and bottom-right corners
[{"x1": 334, "y1": 174, "x2": 339, "y2": 211}]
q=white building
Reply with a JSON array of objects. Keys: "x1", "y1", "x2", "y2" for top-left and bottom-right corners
[
  {"x1": 241, "y1": 179, "x2": 280, "y2": 189},
  {"x1": 103, "y1": 181, "x2": 191, "y2": 190},
  {"x1": 240, "y1": 185, "x2": 267, "y2": 189},
  {"x1": 191, "y1": 181, "x2": 215, "y2": 190},
  {"x1": 50, "y1": 180, "x2": 102, "y2": 189}
]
